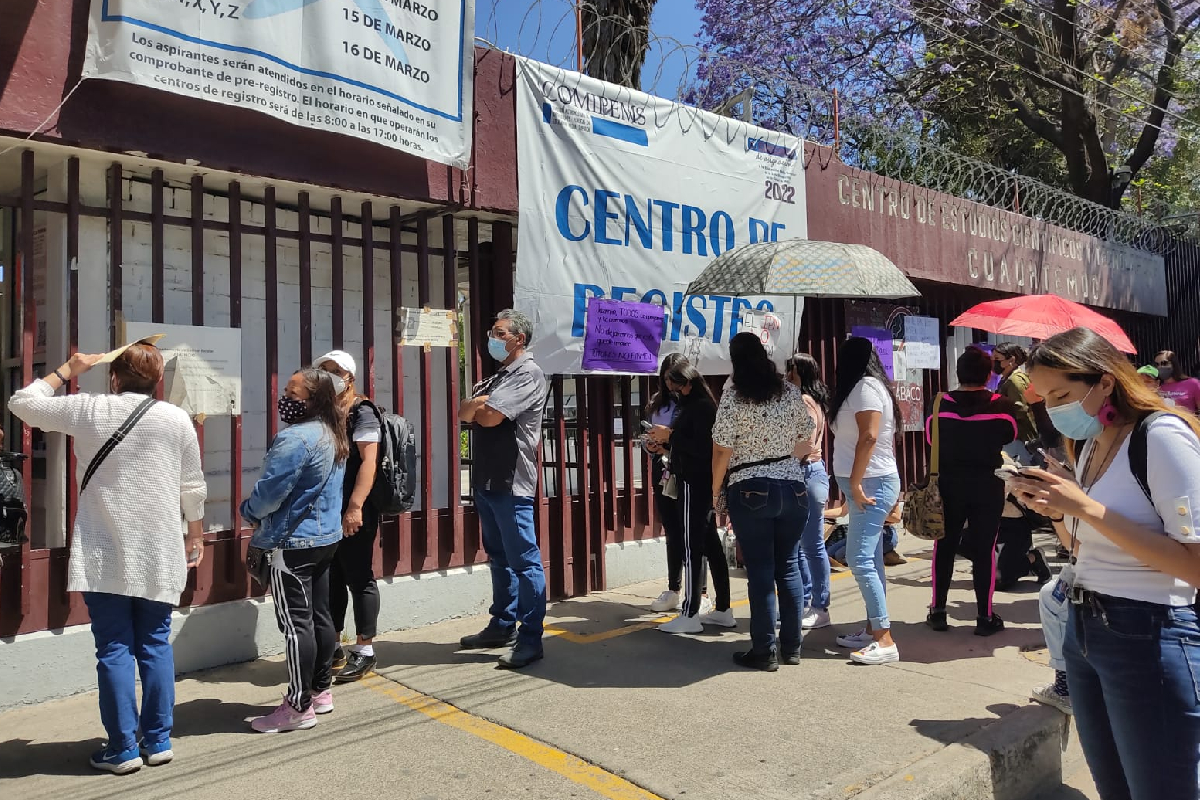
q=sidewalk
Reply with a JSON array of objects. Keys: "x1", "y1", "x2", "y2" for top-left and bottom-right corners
[{"x1": 0, "y1": 537, "x2": 1082, "y2": 800}]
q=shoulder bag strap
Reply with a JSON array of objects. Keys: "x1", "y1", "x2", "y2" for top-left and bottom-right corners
[
  {"x1": 930, "y1": 393, "x2": 945, "y2": 479},
  {"x1": 80, "y1": 397, "x2": 156, "y2": 493}
]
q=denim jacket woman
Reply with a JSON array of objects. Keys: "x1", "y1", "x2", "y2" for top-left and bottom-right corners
[{"x1": 241, "y1": 418, "x2": 346, "y2": 550}]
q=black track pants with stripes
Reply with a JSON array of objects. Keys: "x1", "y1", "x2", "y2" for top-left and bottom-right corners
[{"x1": 270, "y1": 543, "x2": 339, "y2": 712}]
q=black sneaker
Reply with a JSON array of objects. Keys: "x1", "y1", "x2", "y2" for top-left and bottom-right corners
[
  {"x1": 332, "y1": 646, "x2": 348, "y2": 671},
  {"x1": 460, "y1": 625, "x2": 518, "y2": 649},
  {"x1": 334, "y1": 651, "x2": 377, "y2": 683},
  {"x1": 780, "y1": 651, "x2": 801, "y2": 666},
  {"x1": 975, "y1": 614, "x2": 1005, "y2": 637},
  {"x1": 926, "y1": 609, "x2": 949, "y2": 632},
  {"x1": 1031, "y1": 550, "x2": 1053, "y2": 585},
  {"x1": 733, "y1": 649, "x2": 779, "y2": 672},
  {"x1": 498, "y1": 640, "x2": 544, "y2": 669}
]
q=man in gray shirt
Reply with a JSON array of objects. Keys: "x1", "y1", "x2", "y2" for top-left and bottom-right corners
[{"x1": 458, "y1": 309, "x2": 549, "y2": 668}]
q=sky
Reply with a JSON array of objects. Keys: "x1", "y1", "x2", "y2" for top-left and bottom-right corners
[{"x1": 481, "y1": 0, "x2": 706, "y2": 98}]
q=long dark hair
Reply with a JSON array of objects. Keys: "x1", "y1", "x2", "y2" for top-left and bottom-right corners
[
  {"x1": 729, "y1": 332, "x2": 784, "y2": 403},
  {"x1": 664, "y1": 362, "x2": 716, "y2": 406},
  {"x1": 788, "y1": 352, "x2": 828, "y2": 412},
  {"x1": 830, "y1": 337, "x2": 901, "y2": 430},
  {"x1": 294, "y1": 367, "x2": 350, "y2": 463},
  {"x1": 647, "y1": 353, "x2": 688, "y2": 416},
  {"x1": 1032, "y1": 329, "x2": 1200, "y2": 462},
  {"x1": 1156, "y1": 349, "x2": 1189, "y2": 382}
]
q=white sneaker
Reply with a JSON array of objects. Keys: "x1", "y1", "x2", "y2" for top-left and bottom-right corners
[
  {"x1": 1031, "y1": 684, "x2": 1073, "y2": 715},
  {"x1": 659, "y1": 614, "x2": 704, "y2": 634},
  {"x1": 836, "y1": 628, "x2": 874, "y2": 648},
  {"x1": 850, "y1": 641, "x2": 900, "y2": 665},
  {"x1": 802, "y1": 608, "x2": 831, "y2": 630},
  {"x1": 650, "y1": 590, "x2": 681, "y2": 612},
  {"x1": 698, "y1": 596, "x2": 715, "y2": 616},
  {"x1": 699, "y1": 608, "x2": 737, "y2": 628}
]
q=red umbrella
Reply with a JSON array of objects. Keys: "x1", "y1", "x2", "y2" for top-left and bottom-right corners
[{"x1": 949, "y1": 295, "x2": 1137, "y2": 354}]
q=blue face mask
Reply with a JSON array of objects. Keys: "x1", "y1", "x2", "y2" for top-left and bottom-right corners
[
  {"x1": 1046, "y1": 385, "x2": 1103, "y2": 440},
  {"x1": 487, "y1": 335, "x2": 510, "y2": 362}
]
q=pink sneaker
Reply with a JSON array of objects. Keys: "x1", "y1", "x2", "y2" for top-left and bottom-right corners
[
  {"x1": 251, "y1": 701, "x2": 317, "y2": 733},
  {"x1": 312, "y1": 689, "x2": 334, "y2": 715}
]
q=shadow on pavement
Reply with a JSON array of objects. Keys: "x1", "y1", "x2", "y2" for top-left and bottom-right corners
[
  {"x1": 907, "y1": 702, "x2": 1025, "y2": 746},
  {"x1": 0, "y1": 737, "x2": 104, "y2": 779}
]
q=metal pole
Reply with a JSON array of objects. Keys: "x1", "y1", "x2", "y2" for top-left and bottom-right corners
[
  {"x1": 832, "y1": 89, "x2": 840, "y2": 156},
  {"x1": 576, "y1": 1, "x2": 583, "y2": 73}
]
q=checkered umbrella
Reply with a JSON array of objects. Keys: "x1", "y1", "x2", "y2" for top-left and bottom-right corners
[{"x1": 684, "y1": 240, "x2": 920, "y2": 299}]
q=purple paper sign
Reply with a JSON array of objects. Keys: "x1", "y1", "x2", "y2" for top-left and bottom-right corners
[
  {"x1": 851, "y1": 326, "x2": 895, "y2": 381},
  {"x1": 582, "y1": 299, "x2": 666, "y2": 373}
]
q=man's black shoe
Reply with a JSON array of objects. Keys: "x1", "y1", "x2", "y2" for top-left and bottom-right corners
[
  {"x1": 334, "y1": 652, "x2": 376, "y2": 683},
  {"x1": 975, "y1": 614, "x2": 1005, "y2": 637},
  {"x1": 460, "y1": 626, "x2": 518, "y2": 649},
  {"x1": 780, "y1": 651, "x2": 801, "y2": 666},
  {"x1": 332, "y1": 646, "x2": 348, "y2": 671},
  {"x1": 498, "y1": 642, "x2": 544, "y2": 669},
  {"x1": 1031, "y1": 549, "x2": 1053, "y2": 585},
  {"x1": 926, "y1": 609, "x2": 949, "y2": 632},
  {"x1": 733, "y1": 649, "x2": 779, "y2": 672}
]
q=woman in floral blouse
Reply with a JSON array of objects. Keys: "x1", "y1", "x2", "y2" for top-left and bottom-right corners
[{"x1": 712, "y1": 333, "x2": 814, "y2": 670}]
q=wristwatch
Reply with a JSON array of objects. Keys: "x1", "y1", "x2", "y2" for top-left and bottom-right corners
[{"x1": 51, "y1": 368, "x2": 68, "y2": 384}]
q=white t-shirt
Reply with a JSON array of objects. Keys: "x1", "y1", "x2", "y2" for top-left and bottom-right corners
[
  {"x1": 830, "y1": 377, "x2": 898, "y2": 479},
  {"x1": 1073, "y1": 415, "x2": 1200, "y2": 606}
]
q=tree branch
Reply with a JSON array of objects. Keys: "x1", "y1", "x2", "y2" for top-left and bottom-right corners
[
  {"x1": 996, "y1": 80, "x2": 1065, "y2": 148},
  {"x1": 1127, "y1": 0, "x2": 1184, "y2": 176}
]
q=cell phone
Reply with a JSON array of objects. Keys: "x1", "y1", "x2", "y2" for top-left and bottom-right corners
[
  {"x1": 1017, "y1": 466, "x2": 1048, "y2": 482},
  {"x1": 994, "y1": 464, "x2": 1021, "y2": 481},
  {"x1": 640, "y1": 421, "x2": 653, "y2": 431},
  {"x1": 187, "y1": 546, "x2": 202, "y2": 565}
]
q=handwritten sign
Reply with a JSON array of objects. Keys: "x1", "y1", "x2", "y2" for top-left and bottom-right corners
[
  {"x1": 904, "y1": 316, "x2": 941, "y2": 370},
  {"x1": 398, "y1": 308, "x2": 458, "y2": 349},
  {"x1": 582, "y1": 299, "x2": 666, "y2": 374},
  {"x1": 740, "y1": 308, "x2": 784, "y2": 356},
  {"x1": 124, "y1": 322, "x2": 242, "y2": 416},
  {"x1": 851, "y1": 326, "x2": 895, "y2": 381}
]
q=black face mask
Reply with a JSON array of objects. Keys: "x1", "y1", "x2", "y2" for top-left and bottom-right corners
[
  {"x1": 992, "y1": 361, "x2": 1004, "y2": 375},
  {"x1": 1158, "y1": 365, "x2": 1174, "y2": 380}
]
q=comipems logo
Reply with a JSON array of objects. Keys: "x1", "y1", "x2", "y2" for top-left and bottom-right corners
[
  {"x1": 747, "y1": 137, "x2": 797, "y2": 160},
  {"x1": 541, "y1": 81, "x2": 648, "y2": 126}
]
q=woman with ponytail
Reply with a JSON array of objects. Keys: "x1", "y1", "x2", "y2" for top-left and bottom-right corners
[{"x1": 242, "y1": 367, "x2": 348, "y2": 733}]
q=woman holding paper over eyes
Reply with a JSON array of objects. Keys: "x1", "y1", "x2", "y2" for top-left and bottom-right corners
[
  {"x1": 8, "y1": 342, "x2": 207, "y2": 775},
  {"x1": 1009, "y1": 328, "x2": 1200, "y2": 800}
]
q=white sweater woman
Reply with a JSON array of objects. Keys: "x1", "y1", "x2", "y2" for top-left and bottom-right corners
[{"x1": 8, "y1": 347, "x2": 206, "y2": 774}]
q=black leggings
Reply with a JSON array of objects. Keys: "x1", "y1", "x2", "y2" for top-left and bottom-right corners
[
  {"x1": 653, "y1": 459, "x2": 705, "y2": 594},
  {"x1": 931, "y1": 478, "x2": 1005, "y2": 619},
  {"x1": 330, "y1": 503, "x2": 381, "y2": 640},
  {"x1": 272, "y1": 543, "x2": 338, "y2": 712},
  {"x1": 678, "y1": 478, "x2": 729, "y2": 617}
]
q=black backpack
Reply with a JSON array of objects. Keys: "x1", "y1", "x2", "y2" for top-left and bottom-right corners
[
  {"x1": 0, "y1": 451, "x2": 28, "y2": 549},
  {"x1": 357, "y1": 399, "x2": 417, "y2": 515},
  {"x1": 1127, "y1": 411, "x2": 1166, "y2": 515}
]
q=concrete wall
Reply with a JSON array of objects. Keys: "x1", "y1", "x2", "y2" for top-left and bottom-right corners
[{"x1": 0, "y1": 537, "x2": 668, "y2": 710}]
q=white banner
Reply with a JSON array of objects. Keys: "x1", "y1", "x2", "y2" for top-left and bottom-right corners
[
  {"x1": 514, "y1": 58, "x2": 808, "y2": 375},
  {"x1": 83, "y1": 0, "x2": 474, "y2": 168}
]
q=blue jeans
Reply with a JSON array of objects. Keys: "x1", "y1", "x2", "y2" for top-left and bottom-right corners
[
  {"x1": 828, "y1": 525, "x2": 897, "y2": 563},
  {"x1": 475, "y1": 489, "x2": 547, "y2": 646},
  {"x1": 1065, "y1": 594, "x2": 1200, "y2": 800},
  {"x1": 83, "y1": 592, "x2": 175, "y2": 753},
  {"x1": 1039, "y1": 573, "x2": 1070, "y2": 672},
  {"x1": 798, "y1": 461, "x2": 831, "y2": 611},
  {"x1": 727, "y1": 477, "x2": 808, "y2": 656},
  {"x1": 835, "y1": 474, "x2": 901, "y2": 630}
]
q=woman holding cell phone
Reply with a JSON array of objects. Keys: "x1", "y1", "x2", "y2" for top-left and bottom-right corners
[{"x1": 1010, "y1": 328, "x2": 1200, "y2": 800}]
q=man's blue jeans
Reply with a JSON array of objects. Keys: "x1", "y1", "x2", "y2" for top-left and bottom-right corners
[
  {"x1": 1065, "y1": 594, "x2": 1200, "y2": 800},
  {"x1": 798, "y1": 460, "x2": 831, "y2": 611},
  {"x1": 727, "y1": 477, "x2": 808, "y2": 656},
  {"x1": 475, "y1": 489, "x2": 546, "y2": 646},
  {"x1": 83, "y1": 592, "x2": 175, "y2": 753},
  {"x1": 835, "y1": 474, "x2": 901, "y2": 630}
]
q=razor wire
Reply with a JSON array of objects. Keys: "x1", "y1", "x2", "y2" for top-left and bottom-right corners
[{"x1": 478, "y1": 0, "x2": 1194, "y2": 252}]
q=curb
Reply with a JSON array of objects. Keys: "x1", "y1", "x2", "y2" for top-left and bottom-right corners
[{"x1": 855, "y1": 704, "x2": 1076, "y2": 800}]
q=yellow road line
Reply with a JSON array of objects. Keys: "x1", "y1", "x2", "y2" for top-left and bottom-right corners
[
  {"x1": 363, "y1": 674, "x2": 664, "y2": 800},
  {"x1": 543, "y1": 556, "x2": 928, "y2": 644}
]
